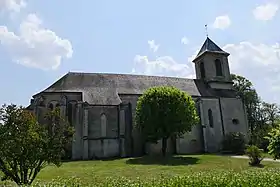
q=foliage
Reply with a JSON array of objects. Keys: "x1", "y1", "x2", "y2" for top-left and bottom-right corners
[
  {"x1": 135, "y1": 86, "x2": 199, "y2": 156},
  {"x1": 250, "y1": 128, "x2": 271, "y2": 152},
  {"x1": 245, "y1": 145, "x2": 263, "y2": 166},
  {"x1": 2, "y1": 169, "x2": 280, "y2": 186},
  {"x1": 0, "y1": 104, "x2": 74, "y2": 185},
  {"x1": 266, "y1": 124, "x2": 280, "y2": 160},
  {"x1": 222, "y1": 132, "x2": 246, "y2": 154},
  {"x1": 261, "y1": 102, "x2": 280, "y2": 128}
]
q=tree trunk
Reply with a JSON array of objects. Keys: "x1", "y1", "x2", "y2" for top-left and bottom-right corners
[{"x1": 162, "y1": 137, "x2": 167, "y2": 157}]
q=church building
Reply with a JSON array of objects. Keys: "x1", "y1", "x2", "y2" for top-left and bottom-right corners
[{"x1": 27, "y1": 37, "x2": 249, "y2": 160}]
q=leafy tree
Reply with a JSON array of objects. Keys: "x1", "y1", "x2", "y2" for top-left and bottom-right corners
[
  {"x1": 266, "y1": 124, "x2": 280, "y2": 159},
  {"x1": 0, "y1": 104, "x2": 74, "y2": 185},
  {"x1": 135, "y1": 86, "x2": 199, "y2": 156},
  {"x1": 261, "y1": 102, "x2": 280, "y2": 127}
]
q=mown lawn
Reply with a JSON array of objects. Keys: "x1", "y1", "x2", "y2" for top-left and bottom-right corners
[
  {"x1": 262, "y1": 152, "x2": 275, "y2": 159},
  {"x1": 1, "y1": 154, "x2": 280, "y2": 186}
]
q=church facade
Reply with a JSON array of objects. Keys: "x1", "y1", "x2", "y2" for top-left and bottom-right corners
[{"x1": 27, "y1": 37, "x2": 249, "y2": 160}]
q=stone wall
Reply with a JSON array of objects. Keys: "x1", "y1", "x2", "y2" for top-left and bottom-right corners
[
  {"x1": 145, "y1": 138, "x2": 175, "y2": 155},
  {"x1": 85, "y1": 105, "x2": 119, "y2": 159},
  {"x1": 176, "y1": 124, "x2": 203, "y2": 154},
  {"x1": 118, "y1": 95, "x2": 144, "y2": 156},
  {"x1": 197, "y1": 97, "x2": 249, "y2": 153},
  {"x1": 220, "y1": 98, "x2": 249, "y2": 140},
  {"x1": 32, "y1": 92, "x2": 249, "y2": 160},
  {"x1": 72, "y1": 102, "x2": 83, "y2": 160},
  {"x1": 33, "y1": 92, "x2": 82, "y2": 124},
  {"x1": 200, "y1": 98, "x2": 224, "y2": 152},
  {"x1": 32, "y1": 92, "x2": 85, "y2": 160}
]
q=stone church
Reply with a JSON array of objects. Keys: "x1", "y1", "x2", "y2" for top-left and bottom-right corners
[{"x1": 27, "y1": 37, "x2": 249, "y2": 160}]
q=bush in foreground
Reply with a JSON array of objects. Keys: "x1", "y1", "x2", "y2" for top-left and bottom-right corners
[
  {"x1": 245, "y1": 145, "x2": 263, "y2": 166},
  {"x1": 2, "y1": 169, "x2": 280, "y2": 186},
  {"x1": 0, "y1": 104, "x2": 74, "y2": 185}
]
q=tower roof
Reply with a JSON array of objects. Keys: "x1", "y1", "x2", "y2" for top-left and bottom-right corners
[{"x1": 193, "y1": 37, "x2": 229, "y2": 62}]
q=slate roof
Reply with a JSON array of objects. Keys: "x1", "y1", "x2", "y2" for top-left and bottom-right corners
[
  {"x1": 193, "y1": 37, "x2": 229, "y2": 62},
  {"x1": 33, "y1": 72, "x2": 237, "y2": 105}
]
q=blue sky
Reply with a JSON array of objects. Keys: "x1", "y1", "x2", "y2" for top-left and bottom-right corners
[{"x1": 0, "y1": 0, "x2": 280, "y2": 106}]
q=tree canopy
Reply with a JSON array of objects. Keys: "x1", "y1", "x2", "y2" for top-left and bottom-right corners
[
  {"x1": 0, "y1": 104, "x2": 74, "y2": 185},
  {"x1": 135, "y1": 86, "x2": 199, "y2": 156},
  {"x1": 266, "y1": 123, "x2": 280, "y2": 160}
]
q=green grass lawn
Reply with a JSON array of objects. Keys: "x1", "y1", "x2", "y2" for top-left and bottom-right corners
[
  {"x1": 262, "y1": 152, "x2": 274, "y2": 159},
  {"x1": 1, "y1": 154, "x2": 280, "y2": 186}
]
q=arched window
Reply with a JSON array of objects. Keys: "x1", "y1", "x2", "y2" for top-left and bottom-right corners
[
  {"x1": 200, "y1": 62, "x2": 205, "y2": 79},
  {"x1": 208, "y1": 109, "x2": 214, "y2": 128},
  {"x1": 48, "y1": 103, "x2": 54, "y2": 111},
  {"x1": 215, "y1": 59, "x2": 223, "y2": 76},
  {"x1": 101, "y1": 113, "x2": 107, "y2": 137},
  {"x1": 67, "y1": 103, "x2": 73, "y2": 126}
]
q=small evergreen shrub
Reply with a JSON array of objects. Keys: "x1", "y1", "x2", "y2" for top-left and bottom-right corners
[
  {"x1": 245, "y1": 145, "x2": 263, "y2": 166},
  {"x1": 222, "y1": 132, "x2": 246, "y2": 154}
]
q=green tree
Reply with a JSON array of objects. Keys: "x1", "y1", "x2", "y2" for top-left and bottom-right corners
[
  {"x1": 266, "y1": 123, "x2": 280, "y2": 159},
  {"x1": 0, "y1": 104, "x2": 74, "y2": 185},
  {"x1": 135, "y1": 86, "x2": 199, "y2": 156},
  {"x1": 261, "y1": 102, "x2": 280, "y2": 127},
  {"x1": 256, "y1": 103, "x2": 280, "y2": 151}
]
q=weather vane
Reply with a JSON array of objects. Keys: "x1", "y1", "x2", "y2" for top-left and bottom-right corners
[{"x1": 205, "y1": 24, "x2": 208, "y2": 37}]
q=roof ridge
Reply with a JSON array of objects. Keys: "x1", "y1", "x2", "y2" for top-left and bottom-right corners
[
  {"x1": 32, "y1": 72, "x2": 196, "y2": 98},
  {"x1": 66, "y1": 71, "x2": 194, "y2": 81}
]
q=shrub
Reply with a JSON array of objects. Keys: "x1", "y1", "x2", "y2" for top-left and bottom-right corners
[
  {"x1": 245, "y1": 145, "x2": 263, "y2": 166},
  {"x1": 222, "y1": 132, "x2": 246, "y2": 154}
]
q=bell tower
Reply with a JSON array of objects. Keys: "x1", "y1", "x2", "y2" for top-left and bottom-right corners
[{"x1": 192, "y1": 37, "x2": 233, "y2": 90}]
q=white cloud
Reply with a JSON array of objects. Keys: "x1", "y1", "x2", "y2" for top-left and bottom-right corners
[
  {"x1": 253, "y1": 3, "x2": 279, "y2": 21},
  {"x1": 0, "y1": 14, "x2": 73, "y2": 70},
  {"x1": 181, "y1": 36, "x2": 189, "y2": 45},
  {"x1": 132, "y1": 40, "x2": 280, "y2": 103},
  {"x1": 148, "y1": 40, "x2": 160, "y2": 52},
  {"x1": 212, "y1": 15, "x2": 231, "y2": 30},
  {"x1": 0, "y1": 0, "x2": 26, "y2": 12},
  {"x1": 223, "y1": 41, "x2": 280, "y2": 103},
  {"x1": 132, "y1": 55, "x2": 195, "y2": 78}
]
